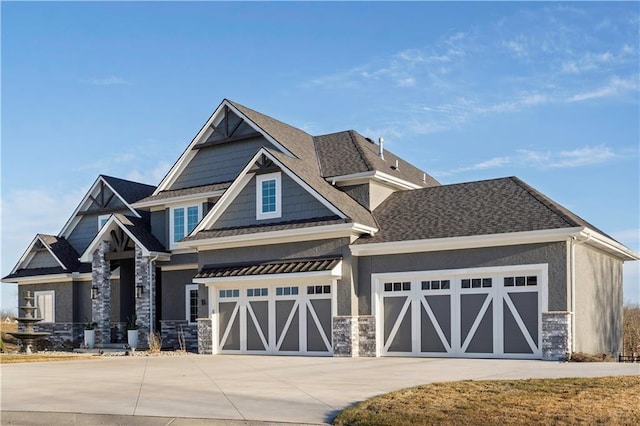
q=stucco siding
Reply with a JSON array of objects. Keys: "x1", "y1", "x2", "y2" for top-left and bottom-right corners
[
  {"x1": 573, "y1": 244, "x2": 623, "y2": 355},
  {"x1": 369, "y1": 181, "x2": 396, "y2": 211},
  {"x1": 19, "y1": 282, "x2": 74, "y2": 323},
  {"x1": 73, "y1": 281, "x2": 92, "y2": 323},
  {"x1": 170, "y1": 137, "x2": 273, "y2": 190},
  {"x1": 160, "y1": 269, "x2": 198, "y2": 320},
  {"x1": 213, "y1": 173, "x2": 333, "y2": 229},
  {"x1": 357, "y1": 242, "x2": 567, "y2": 315}
]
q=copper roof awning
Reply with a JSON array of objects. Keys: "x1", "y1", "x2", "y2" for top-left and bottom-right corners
[{"x1": 194, "y1": 257, "x2": 341, "y2": 280}]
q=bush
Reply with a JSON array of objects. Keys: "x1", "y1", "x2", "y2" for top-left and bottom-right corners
[{"x1": 623, "y1": 304, "x2": 640, "y2": 355}]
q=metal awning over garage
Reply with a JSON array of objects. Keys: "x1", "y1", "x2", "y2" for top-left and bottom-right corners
[{"x1": 195, "y1": 257, "x2": 342, "y2": 279}]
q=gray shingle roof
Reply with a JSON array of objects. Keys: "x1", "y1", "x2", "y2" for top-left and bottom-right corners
[
  {"x1": 114, "y1": 214, "x2": 168, "y2": 253},
  {"x1": 314, "y1": 130, "x2": 439, "y2": 187},
  {"x1": 186, "y1": 217, "x2": 348, "y2": 241},
  {"x1": 355, "y1": 176, "x2": 607, "y2": 245},
  {"x1": 135, "y1": 182, "x2": 231, "y2": 204},
  {"x1": 195, "y1": 257, "x2": 341, "y2": 279},
  {"x1": 101, "y1": 175, "x2": 156, "y2": 203}
]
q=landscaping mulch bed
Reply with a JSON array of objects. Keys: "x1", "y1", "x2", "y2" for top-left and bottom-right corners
[{"x1": 333, "y1": 376, "x2": 640, "y2": 426}]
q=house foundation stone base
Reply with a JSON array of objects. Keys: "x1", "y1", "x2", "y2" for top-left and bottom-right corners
[
  {"x1": 161, "y1": 320, "x2": 198, "y2": 352},
  {"x1": 332, "y1": 316, "x2": 377, "y2": 357},
  {"x1": 28, "y1": 323, "x2": 83, "y2": 349},
  {"x1": 542, "y1": 311, "x2": 572, "y2": 361},
  {"x1": 197, "y1": 319, "x2": 213, "y2": 354}
]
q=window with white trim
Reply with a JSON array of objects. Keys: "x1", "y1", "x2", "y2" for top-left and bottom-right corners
[
  {"x1": 185, "y1": 284, "x2": 198, "y2": 323},
  {"x1": 256, "y1": 172, "x2": 281, "y2": 220},
  {"x1": 170, "y1": 204, "x2": 202, "y2": 245},
  {"x1": 98, "y1": 214, "x2": 110, "y2": 230},
  {"x1": 34, "y1": 290, "x2": 55, "y2": 323}
]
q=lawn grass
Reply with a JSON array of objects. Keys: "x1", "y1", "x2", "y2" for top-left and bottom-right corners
[
  {"x1": 0, "y1": 353, "x2": 97, "y2": 364},
  {"x1": 333, "y1": 376, "x2": 640, "y2": 425}
]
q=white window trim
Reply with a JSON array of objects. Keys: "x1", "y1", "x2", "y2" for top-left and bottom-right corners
[
  {"x1": 256, "y1": 172, "x2": 281, "y2": 220},
  {"x1": 186, "y1": 284, "x2": 199, "y2": 324},
  {"x1": 34, "y1": 290, "x2": 55, "y2": 323},
  {"x1": 98, "y1": 214, "x2": 110, "y2": 230},
  {"x1": 169, "y1": 204, "x2": 203, "y2": 249}
]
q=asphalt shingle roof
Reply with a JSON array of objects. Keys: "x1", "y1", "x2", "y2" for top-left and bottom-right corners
[
  {"x1": 355, "y1": 176, "x2": 608, "y2": 245},
  {"x1": 101, "y1": 175, "x2": 156, "y2": 204},
  {"x1": 135, "y1": 182, "x2": 232, "y2": 204},
  {"x1": 314, "y1": 130, "x2": 439, "y2": 187}
]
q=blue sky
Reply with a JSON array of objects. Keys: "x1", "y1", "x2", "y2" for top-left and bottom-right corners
[{"x1": 1, "y1": 1, "x2": 638, "y2": 312}]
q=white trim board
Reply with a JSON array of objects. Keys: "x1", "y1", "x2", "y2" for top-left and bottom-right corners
[
  {"x1": 59, "y1": 176, "x2": 142, "y2": 239},
  {"x1": 154, "y1": 99, "x2": 295, "y2": 194},
  {"x1": 329, "y1": 170, "x2": 424, "y2": 191},
  {"x1": 9, "y1": 235, "x2": 68, "y2": 274},
  {"x1": 192, "y1": 148, "x2": 348, "y2": 234}
]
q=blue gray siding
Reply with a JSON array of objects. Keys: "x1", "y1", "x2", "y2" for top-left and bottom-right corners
[
  {"x1": 357, "y1": 242, "x2": 568, "y2": 315},
  {"x1": 160, "y1": 269, "x2": 200, "y2": 320},
  {"x1": 25, "y1": 250, "x2": 60, "y2": 269},
  {"x1": 170, "y1": 137, "x2": 274, "y2": 190},
  {"x1": 213, "y1": 173, "x2": 334, "y2": 229},
  {"x1": 66, "y1": 210, "x2": 130, "y2": 254},
  {"x1": 150, "y1": 210, "x2": 168, "y2": 248}
]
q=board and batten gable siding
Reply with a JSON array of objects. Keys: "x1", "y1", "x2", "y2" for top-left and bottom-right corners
[
  {"x1": 66, "y1": 210, "x2": 131, "y2": 254},
  {"x1": 573, "y1": 243, "x2": 623, "y2": 355},
  {"x1": 212, "y1": 173, "x2": 334, "y2": 230},
  {"x1": 169, "y1": 136, "x2": 275, "y2": 190},
  {"x1": 357, "y1": 242, "x2": 568, "y2": 316},
  {"x1": 25, "y1": 250, "x2": 60, "y2": 269}
]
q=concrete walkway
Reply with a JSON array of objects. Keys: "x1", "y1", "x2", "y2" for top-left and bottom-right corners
[{"x1": 1, "y1": 355, "x2": 638, "y2": 425}]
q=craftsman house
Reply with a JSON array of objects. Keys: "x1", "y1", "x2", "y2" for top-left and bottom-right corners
[{"x1": 4, "y1": 99, "x2": 638, "y2": 360}]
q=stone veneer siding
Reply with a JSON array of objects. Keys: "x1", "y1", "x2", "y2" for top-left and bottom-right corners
[
  {"x1": 134, "y1": 246, "x2": 156, "y2": 350},
  {"x1": 542, "y1": 311, "x2": 572, "y2": 361},
  {"x1": 333, "y1": 316, "x2": 359, "y2": 357},
  {"x1": 160, "y1": 320, "x2": 198, "y2": 352},
  {"x1": 28, "y1": 323, "x2": 83, "y2": 349},
  {"x1": 197, "y1": 318, "x2": 213, "y2": 354},
  {"x1": 358, "y1": 316, "x2": 376, "y2": 357},
  {"x1": 92, "y1": 240, "x2": 111, "y2": 345}
]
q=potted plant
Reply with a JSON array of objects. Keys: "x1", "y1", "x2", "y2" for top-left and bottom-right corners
[
  {"x1": 127, "y1": 315, "x2": 139, "y2": 349},
  {"x1": 84, "y1": 320, "x2": 97, "y2": 349}
]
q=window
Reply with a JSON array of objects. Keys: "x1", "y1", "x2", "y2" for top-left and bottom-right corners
[
  {"x1": 504, "y1": 276, "x2": 537, "y2": 287},
  {"x1": 34, "y1": 291, "x2": 54, "y2": 322},
  {"x1": 383, "y1": 282, "x2": 411, "y2": 292},
  {"x1": 247, "y1": 288, "x2": 268, "y2": 297},
  {"x1": 421, "y1": 280, "x2": 451, "y2": 290},
  {"x1": 170, "y1": 204, "x2": 202, "y2": 245},
  {"x1": 276, "y1": 286, "x2": 298, "y2": 296},
  {"x1": 185, "y1": 284, "x2": 198, "y2": 323},
  {"x1": 219, "y1": 289, "x2": 240, "y2": 298},
  {"x1": 98, "y1": 215, "x2": 110, "y2": 230},
  {"x1": 307, "y1": 285, "x2": 331, "y2": 295},
  {"x1": 461, "y1": 278, "x2": 492, "y2": 289},
  {"x1": 256, "y1": 172, "x2": 281, "y2": 220}
]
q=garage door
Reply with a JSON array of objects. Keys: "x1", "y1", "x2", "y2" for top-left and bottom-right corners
[
  {"x1": 216, "y1": 283, "x2": 334, "y2": 355},
  {"x1": 376, "y1": 265, "x2": 545, "y2": 359}
]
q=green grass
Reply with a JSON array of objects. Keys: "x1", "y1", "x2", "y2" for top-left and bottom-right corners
[{"x1": 333, "y1": 376, "x2": 640, "y2": 425}]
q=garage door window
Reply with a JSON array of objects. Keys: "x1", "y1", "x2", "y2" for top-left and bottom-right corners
[
  {"x1": 461, "y1": 278, "x2": 492, "y2": 288},
  {"x1": 422, "y1": 280, "x2": 450, "y2": 290},
  {"x1": 219, "y1": 289, "x2": 239, "y2": 298},
  {"x1": 384, "y1": 281, "x2": 411, "y2": 292},
  {"x1": 504, "y1": 276, "x2": 537, "y2": 287}
]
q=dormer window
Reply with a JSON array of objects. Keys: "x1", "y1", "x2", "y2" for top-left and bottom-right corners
[
  {"x1": 170, "y1": 204, "x2": 202, "y2": 246},
  {"x1": 256, "y1": 172, "x2": 281, "y2": 220}
]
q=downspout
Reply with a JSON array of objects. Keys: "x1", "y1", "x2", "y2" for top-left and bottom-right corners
[
  {"x1": 148, "y1": 254, "x2": 160, "y2": 334},
  {"x1": 570, "y1": 233, "x2": 591, "y2": 353}
]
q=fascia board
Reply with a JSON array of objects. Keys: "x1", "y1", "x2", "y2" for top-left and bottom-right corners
[
  {"x1": 193, "y1": 263, "x2": 343, "y2": 284},
  {"x1": 581, "y1": 228, "x2": 640, "y2": 261},
  {"x1": 2, "y1": 273, "x2": 76, "y2": 284},
  {"x1": 132, "y1": 190, "x2": 225, "y2": 209},
  {"x1": 224, "y1": 102, "x2": 295, "y2": 158},
  {"x1": 59, "y1": 176, "x2": 140, "y2": 239},
  {"x1": 179, "y1": 223, "x2": 357, "y2": 251},
  {"x1": 349, "y1": 227, "x2": 584, "y2": 256},
  {"x1": 10, "y1": 235, "x2": 41, "y2": 274},
  {"x1": 153, "y1": 101, "x2": 225, "y2": 194},
  {"x1": 328, "y1": 171, "x2": 422, "y2": 190}
]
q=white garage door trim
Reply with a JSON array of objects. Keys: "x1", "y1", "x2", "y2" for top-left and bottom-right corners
[
  {"x1": 207, "y1": 276, "x2": 337, "y2": 356},
  {"x1": 371, "y1": 264, "x2": 548, "y2": 359}
]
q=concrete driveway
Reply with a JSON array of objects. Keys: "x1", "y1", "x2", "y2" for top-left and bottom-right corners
[{"x1": 1, "y1": 355, "x2": 638, "y2": 425}]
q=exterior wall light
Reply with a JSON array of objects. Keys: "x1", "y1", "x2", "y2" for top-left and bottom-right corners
[
  {"x1": 91, "y1": 286, "x2": 99, "y2": 300},
  {"x1": 136, "y1": 284, "x2": 144, "y2": 298}
]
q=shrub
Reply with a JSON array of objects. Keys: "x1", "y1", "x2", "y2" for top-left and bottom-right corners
[{"x1": 623, "y1": 304, "x2": 640, "y2": 355}]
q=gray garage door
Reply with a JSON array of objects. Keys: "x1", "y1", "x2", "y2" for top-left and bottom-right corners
[
  {"x1": 379, "y1": 266, "x2": 543, "y2": 359},
  {"x1": 217, "y1": 283, "x2": 333, "y2": 355}
]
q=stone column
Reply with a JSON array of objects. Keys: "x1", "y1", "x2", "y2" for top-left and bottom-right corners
[
  {"x1": 134, "y1": 246, "x2": 154, "y2": 349},
  {"x1": 332, "y1": 316, "x2": 359, "y2": 357},
  {"x1": 542, "y1": 311, "x2": 572, "y2": 361},
  {"x1": 358, "y1": 316, "x2": 376, "y2": 357},
  {"x1": 92, "y1": 240, "x2": 111, "y2": 345},
  {"x1": 197, "y1": 318, "x2": 213, "y2": 354}
]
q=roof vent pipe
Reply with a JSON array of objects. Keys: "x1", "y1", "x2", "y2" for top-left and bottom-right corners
[
  {"x1": 378, "y1": 137, "x2": 385, "y2": 160},
  {"x1": 422, "y1": 173, "x2": 426, "y2": 183},
  {"x1": 395, "y1": 159, "x2": 399, "y2": 170}
]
